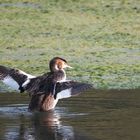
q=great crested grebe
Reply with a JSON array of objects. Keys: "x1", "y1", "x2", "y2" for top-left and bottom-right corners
[{"x1": 0, "y1": 57, "x2": 92, "y2": 111}]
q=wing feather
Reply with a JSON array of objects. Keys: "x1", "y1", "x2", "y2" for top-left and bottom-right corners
[
  {"x1": 55, "y1": 81, "x2": 93, "y2": 99},
  {"x1": 0, "y1": 65, "x2": 35, "y2": 91}
]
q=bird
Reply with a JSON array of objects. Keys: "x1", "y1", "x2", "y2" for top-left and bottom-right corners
[{"x1": 0, "y1": 57, "x2": 93, "y2": 111}]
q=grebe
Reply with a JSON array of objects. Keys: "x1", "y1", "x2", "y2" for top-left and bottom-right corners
[{"x1": 0, "y1": 57, "x2": 92, "y2": 111}]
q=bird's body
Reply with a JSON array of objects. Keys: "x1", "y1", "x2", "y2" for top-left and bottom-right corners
[{"x1": 0, "y1": 57, "x2": 93, "y2": 111}]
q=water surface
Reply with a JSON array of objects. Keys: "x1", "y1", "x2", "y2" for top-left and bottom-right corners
[{"x1": 0, "y1": 89, "x2": 140, "y2": 140}]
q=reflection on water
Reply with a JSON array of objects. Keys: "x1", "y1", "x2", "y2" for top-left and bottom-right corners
[
  {"x1": 0, "y1": 89, "x2": 140, "y2": 140},
  {"x1": 0, "y1": 106, "x2": 92, "y2": 140},
  {"x1": 32, "y1": 110, "x2": 75, "y2": 140}
]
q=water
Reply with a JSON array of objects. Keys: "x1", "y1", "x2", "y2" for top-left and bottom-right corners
[{"x1": 0, "y1": 89, "x2": 140, "y2": 140}]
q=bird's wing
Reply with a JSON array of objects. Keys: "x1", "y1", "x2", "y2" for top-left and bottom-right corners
[
  {"x1": 0, "y1": 65, "x2": 35, "y2": 91},
  {"x1": 55, "y1": 81, "x2": 93, "y2": 99}
]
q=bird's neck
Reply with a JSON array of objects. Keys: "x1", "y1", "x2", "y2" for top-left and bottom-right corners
[{"x1": 53, "y1": 69, "x2": 66, "y2": 82}]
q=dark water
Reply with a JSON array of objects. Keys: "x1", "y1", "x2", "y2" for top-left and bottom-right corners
[{"x1": 0, "y1": 89, "x2": 140, "y2": 140}]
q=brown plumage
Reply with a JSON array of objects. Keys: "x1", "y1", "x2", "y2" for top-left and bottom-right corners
[{"x1": 0, "y1": 57, "x2": 93, "y2": 112}]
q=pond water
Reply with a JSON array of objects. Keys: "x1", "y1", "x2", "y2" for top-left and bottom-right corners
[{"x1": 0, "y1": 89, "x2": 140, "y2": 140}]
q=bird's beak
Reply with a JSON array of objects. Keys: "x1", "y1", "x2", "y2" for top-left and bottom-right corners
[{"x1": 66, "y1": 64, "x2": 73, "y2": 69}]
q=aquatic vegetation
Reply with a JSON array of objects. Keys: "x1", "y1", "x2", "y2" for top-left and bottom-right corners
[{"x1": 0, "y1": 0, "x2": 140, "y2": 89}]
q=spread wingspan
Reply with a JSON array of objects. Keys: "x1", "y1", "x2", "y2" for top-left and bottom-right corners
[{"x1": 0, "y1": 65, "x2": 35, "y2": 92}]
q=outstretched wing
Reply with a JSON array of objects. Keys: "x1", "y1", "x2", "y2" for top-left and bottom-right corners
[
  {"x1": 55, "y1": 81, "x2": 93, "y2": 99},
  {"x1": 0, "y1": 65, "x2": 35, "y2": 91},
  {"x1": 28, "y1": 81, "x2": 93, "y2": 111}
]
